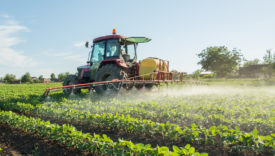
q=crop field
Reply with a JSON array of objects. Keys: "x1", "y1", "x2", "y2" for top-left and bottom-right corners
[{"x1": 0, "y1": 82, "x2": 274, "y2": 155}]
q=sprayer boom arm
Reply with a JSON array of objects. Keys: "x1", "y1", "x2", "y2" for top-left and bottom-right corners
[{"x1": 43, "y1": 79, "x2": 207, "y2": 97}]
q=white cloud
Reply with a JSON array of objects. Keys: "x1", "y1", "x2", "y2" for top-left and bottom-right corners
[
  {"x1": 0, "y1": 14, "x2": 10, "y2": 19},
  {"x1": 0, "y1": 16, "x2": 36, "y2": 68},
  {"x1": 73, "y1": 41, "x2": 85, "y2": 48}
]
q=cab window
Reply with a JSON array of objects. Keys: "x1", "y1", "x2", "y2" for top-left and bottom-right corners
[
  {"x1": 91, "y1": 41, "x2": 105, "y2": 63},
  {"x1": 127, "y1": 44, "x2": 136, "y2": 60},
  {"x1": 106, "y1": 39, "x2": 119, "y2": 59}
]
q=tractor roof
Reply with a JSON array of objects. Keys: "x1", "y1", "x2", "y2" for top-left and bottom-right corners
[
  {"x1": 125, "y1": 37, "x2": 151, "y2": 43},
  {"x1": 93, "y1": 35, "x2": 151, "y2": 43},
  {"x1": 93, "y1": 35, "x2": 127, "y2": 43}
]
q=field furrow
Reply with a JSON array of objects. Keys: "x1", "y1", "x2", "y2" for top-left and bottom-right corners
[{"x1": 0, "y1": 110, "x2": 204, "y2": 156}]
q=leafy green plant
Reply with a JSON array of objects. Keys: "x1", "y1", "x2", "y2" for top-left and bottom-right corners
[
  {"x1": 0, "y1": 110, "x2": 206, "y2": 156},
  {"x1": 0, "y1": 100, "x2": 273, "y2": 155}
]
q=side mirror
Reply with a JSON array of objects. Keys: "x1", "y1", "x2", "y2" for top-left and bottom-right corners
[
  {"x1": 87, "y1": 61, "x2": 93, "y2": 66},
  {"x1": 85, "y1": 41, "x2": 89, "y2": 48}
]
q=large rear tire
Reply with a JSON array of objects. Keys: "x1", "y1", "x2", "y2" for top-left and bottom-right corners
[
  {"x1": 94, "y1": 64, "x2": 126, "y2": 94},
  {"x1": 63, "y1": 75, "x2": 81, "y2": 94},
  {"x1": 145, "y1": 84, "x2": 154, "y2": 90}
]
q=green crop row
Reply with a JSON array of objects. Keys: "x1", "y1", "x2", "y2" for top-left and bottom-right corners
[
  {"x1": 1, "y1": 101, "x2": 274, "y2": 154},
  {"x1": 0, "y1": 110, "x2": 205, "y2": 156},
  {"x1": 44, "y1": 93, "x2": 274, "y2": 135}
]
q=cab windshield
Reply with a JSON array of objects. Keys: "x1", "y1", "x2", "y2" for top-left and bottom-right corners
[
  {"x1": 91, "y1": 39, "x2": 136, "y2": 63},
  {"x1": 105, "y1": 39, "x2": 120, "y2": 59},
  {"x1": 90, "y1": 41, "x2": 105, "y2": 63}
]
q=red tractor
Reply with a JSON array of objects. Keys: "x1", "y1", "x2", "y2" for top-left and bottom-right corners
[
  {"x1": 43, "y1": 30, "x2": 203, "y2": 97},
  {"x1": 62, "y1": 29, "x2": 172, "y2": 94}
]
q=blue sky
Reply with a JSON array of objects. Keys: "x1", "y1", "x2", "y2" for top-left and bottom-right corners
[{"x1": 0, "y1": 0, "x2": 274, "y2": 78}]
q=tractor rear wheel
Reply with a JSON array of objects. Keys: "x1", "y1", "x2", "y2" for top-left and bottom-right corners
[
  {"x1": 94, "y1": 64, "x2": 126, "y2": 94},
  {"x1": 145, "y1": 84, "x2": 154, "y2": 90},
  {"x1": 63, "y1": 75, "x2": 81, "y2": 94}
]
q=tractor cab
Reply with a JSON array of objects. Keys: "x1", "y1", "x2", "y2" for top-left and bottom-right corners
[{"x1": 89, "y1": 36, "x2": 137, "y2": 65}]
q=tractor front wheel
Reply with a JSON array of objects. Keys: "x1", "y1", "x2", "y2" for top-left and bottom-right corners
[{"x1": 63, "y1": 75, "x2": 81, "y2": 94}]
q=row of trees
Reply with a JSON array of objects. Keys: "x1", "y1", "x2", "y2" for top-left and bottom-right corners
[
  {"x1": 243, "y1": 49, "x2": 275, "y2": 67},
  {"x1": 196, "y1": 46, "x2": 274, "y2": 77},
  {"x1": 0, "y1": 73, "x2": 36, "y2": 83},
  {"x1": 50, "y1": 72, "x2": 70, "y2": 81},
  {"x1": 0, "y1": 72, "x2": 71, "y2": 84}
]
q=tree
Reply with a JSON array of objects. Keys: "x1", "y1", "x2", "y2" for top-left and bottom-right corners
[
  {"x1": 262, "y1": 49, "x2": 275, "y2": 78},
  {"x1": 50, "y1": 73, "x2": 56, "y2": 80},
  {"x1": 263, "y1": 49, "x2": 274, "y2": 64},
  {"x1": 21, "y1": 72, "x2": 33, "y2": 83},
  {"x1": 39, "y1": 75, "x2": 44, "y2": 80},
  {"x1": 4, "y1": 74, "x2": 16, "y2": 83},
  {"x1": 58, "y1": 72, "x2": 70, "y2": 81},
  {"x1": 57, "y1": 73, "x2": 65, "y2": 81},
  {"x1": 243, "y1": 58, "x2": 260, "y2": 67},
  {"x1": 191, "y1": 69, "x2": 202, "y2": 79},
  {"x1": 65, "y1": 72, "x2": 70, "y2": 77},
  {"x1": 38, "y1": 75, "x2": 44, "y2": 83},
  {"x1": 197, "y1": 46, "x2": 242, "y2": 77}
]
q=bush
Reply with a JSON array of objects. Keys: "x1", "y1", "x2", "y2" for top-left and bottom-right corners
[
  {"x1": 4, "y1": 74, "x2": 16, "y2": 83},
  {"x1": 21, "y1": 72, "x2": 33, "y2": 83}
]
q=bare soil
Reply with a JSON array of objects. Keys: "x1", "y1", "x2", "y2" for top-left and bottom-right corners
[{"x1": 0, "y1": 122, "x2": 90, "y2": 156}]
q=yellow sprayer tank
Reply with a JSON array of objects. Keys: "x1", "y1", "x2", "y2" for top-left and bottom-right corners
[{"x1": 139, "y1": 57, "x2": 169, "y2": 80}]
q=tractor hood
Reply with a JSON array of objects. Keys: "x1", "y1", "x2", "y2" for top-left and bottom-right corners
[
  {"x1": 77, "y1": 65, "x2": 90, "y2": 70},
  {"x1": 125, "y1": 37, "x2": 151, "y2": 43}
]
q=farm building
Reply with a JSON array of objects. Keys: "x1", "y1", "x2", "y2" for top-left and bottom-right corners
[
  {"x1": 199, "y1": 71, "x2": 214, "y2": 78},
  {"x1": 200, "y1": 71, "x2": 213, "y2": 76},
  {"x1": 32, "y1": 77, "x2": 39, "y2": 81},
  {"x1": 41, "y1": 78, "x2": 51, "y2": 83}
]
